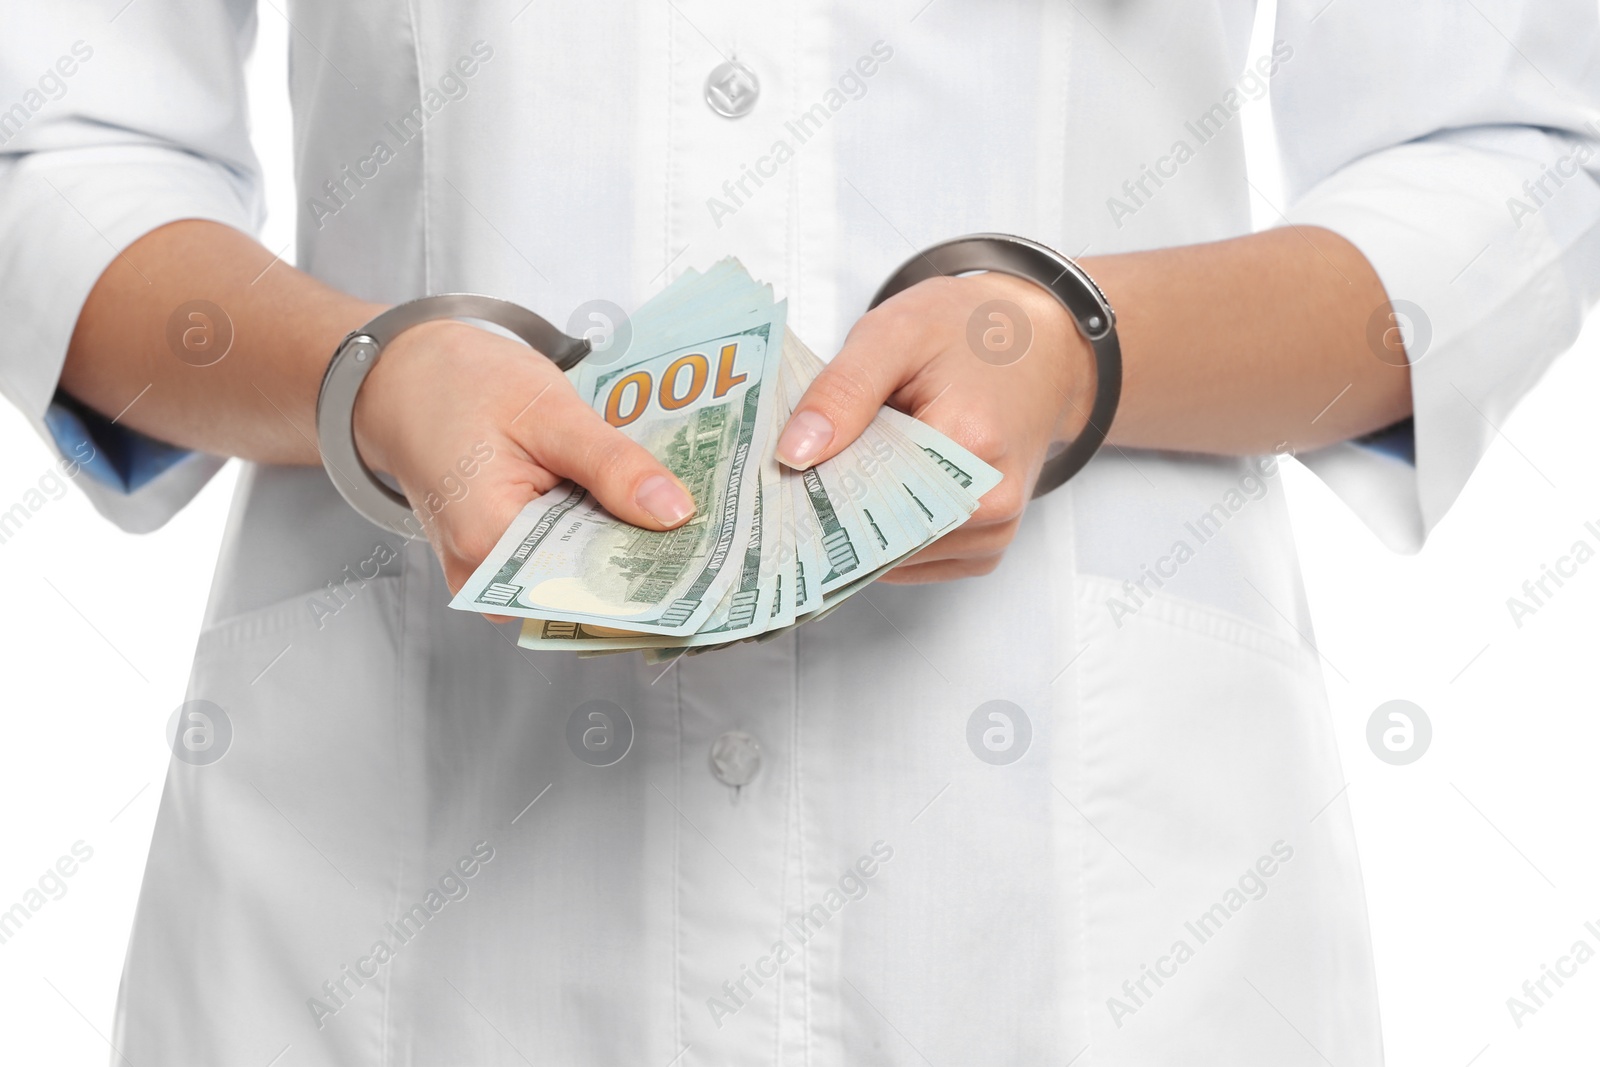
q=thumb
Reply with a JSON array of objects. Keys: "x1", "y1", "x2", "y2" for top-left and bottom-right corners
[
  {"x1": 776, "y1": 321, "x2": 916, "y2": 469},
  {"x1": 531, "y1": 395, "x2": 697, "y2": 530}
]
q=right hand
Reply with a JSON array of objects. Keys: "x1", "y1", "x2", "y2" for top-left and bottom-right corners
[{"x1": 350, "y1": 318, "x2": 697, "y2": 613}]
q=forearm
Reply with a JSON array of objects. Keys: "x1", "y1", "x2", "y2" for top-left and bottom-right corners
[
  {"x1": 63, "y1": 220, "x2": 1407, "y2": 471},
  {"x1": 61, "y1": 219, "x2": 384, "y2": 465},
  {"x1": 1084, "y1": 225, "x2": 1412, "y2": 456}
]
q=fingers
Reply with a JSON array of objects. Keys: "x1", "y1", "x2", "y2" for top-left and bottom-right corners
[
  {"x1": 521, "y1": 392, "x2": 697, "y2": 530},
  {"x1": 431, "y1": 475, "x2": 547, "y2": 596},
  {"x1": 877, "y1": 499, "x2": 1024, "y2": 580},
  {"x1": 879, "y1": 554, "x2": 1004, "y2": 584},
  {"x1": 776, "y1": 304, "x2": 925, "y2": 469},
  {"x1": 896, "y1": 517, "x2": 1020, "y2": 568}
]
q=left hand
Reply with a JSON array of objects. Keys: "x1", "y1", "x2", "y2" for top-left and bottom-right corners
[{"x1": 776, "y1": 271, "x2": 1094, "y2": 583}]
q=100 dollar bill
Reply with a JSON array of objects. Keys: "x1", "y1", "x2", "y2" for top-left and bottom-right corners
[{"x1": 451, "y1": 303, "x2": 785, "y2": 635}]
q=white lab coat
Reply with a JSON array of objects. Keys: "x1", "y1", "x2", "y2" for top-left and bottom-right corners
[{"x1": 3, "y1": 2, "x2": 1599, "y2": 1064}]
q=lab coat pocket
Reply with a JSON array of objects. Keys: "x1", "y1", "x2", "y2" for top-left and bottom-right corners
[
  {"x1": 1071, "y1": 576, "x2": 1381, "y2": 1066},
  {"x1": 118, "y1": 571, "x2": 416, "y2": 1065}
]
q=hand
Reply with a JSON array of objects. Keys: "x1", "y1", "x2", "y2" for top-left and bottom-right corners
[
  {"x1": 350, "y1": 318, "x2": 697, "y2": 614},
  {"x1": 775, "y1": 272, "x2": 1093, "y2": 583}
]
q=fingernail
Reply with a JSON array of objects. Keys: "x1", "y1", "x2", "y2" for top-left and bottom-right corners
[
  {"x1": 636, "y1": 475, "x2": 695, "y2": 527},
  {"x1": 777, "y1": 410, "x2": 834, "y2": 468}
]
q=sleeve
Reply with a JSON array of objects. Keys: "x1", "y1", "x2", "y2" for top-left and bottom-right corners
[
  {"x1": 1271, "y1": 0, "x2": 1600, "y2": 553},
  {"x1": 0, "y1": 3, "x2": 264, "y2": 533}
]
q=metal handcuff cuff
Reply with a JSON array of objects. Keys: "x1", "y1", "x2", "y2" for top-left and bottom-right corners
[{"x1": 315, "y1": 233, "x2": 1122, "y2": 539}]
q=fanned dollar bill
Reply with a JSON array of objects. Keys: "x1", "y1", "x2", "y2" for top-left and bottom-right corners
[{"x1": 449, "y1": 260, "x2": 1000, "y2": 655}]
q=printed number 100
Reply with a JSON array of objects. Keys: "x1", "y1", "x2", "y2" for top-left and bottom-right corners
[{"x1": 605, "y1": 343, "x2": 747, "y2": 427}]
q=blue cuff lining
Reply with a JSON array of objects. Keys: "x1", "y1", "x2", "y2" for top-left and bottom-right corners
[
  {"x1": 43, "y1": 392, "x2": 193, "y2": 492},
  {"x1": 1353, "y1": 416, "x2": 1415, "y2": 465}
]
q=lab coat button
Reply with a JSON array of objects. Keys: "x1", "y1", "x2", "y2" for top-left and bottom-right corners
[
  {"x1": 704, "y1": 60, "x2": 759, "y2": 118},
  {"x1": 709, "y1": 730, "x2": 761, "y2": 786}
]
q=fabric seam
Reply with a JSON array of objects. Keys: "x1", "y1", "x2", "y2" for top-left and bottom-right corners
[
  {"x1": 1076, "y1": 573, "x2": 1320, "y2": 672},
  {"x1": 672, "y1": 664, "x2": 685, "y2": 1064},
  {"x1": 406, "y1": 0, "x2": 433, "y2": 296}
]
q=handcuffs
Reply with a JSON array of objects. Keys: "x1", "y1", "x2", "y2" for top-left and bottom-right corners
[{"x1": 316, "y1": 233, "x2": 1122, "y2": 539}]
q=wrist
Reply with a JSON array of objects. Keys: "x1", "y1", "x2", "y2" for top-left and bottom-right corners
[
  {"x1": 350, "y1": 316, "x2": 478, "y2": 476},
  {"x1": 1050, "y1": 316, "x2": 1098, "y2": 448},
  {"x1": 976, "y1": 271, "x2": 1095, "y2": 446}
]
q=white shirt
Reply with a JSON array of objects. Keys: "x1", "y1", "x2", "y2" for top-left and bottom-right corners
[{"x1": 3, "y1": 2, "x2": 1598, "y2": 1063}]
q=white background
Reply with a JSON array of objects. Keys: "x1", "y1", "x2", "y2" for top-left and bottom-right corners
[{"x1": 1, "y1": 4, "x2": 1597, "y2": 1065}]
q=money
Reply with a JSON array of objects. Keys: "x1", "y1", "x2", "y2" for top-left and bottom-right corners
[{"x1": 449, "y1": 260, "x2": 1000, "y2": 656}]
